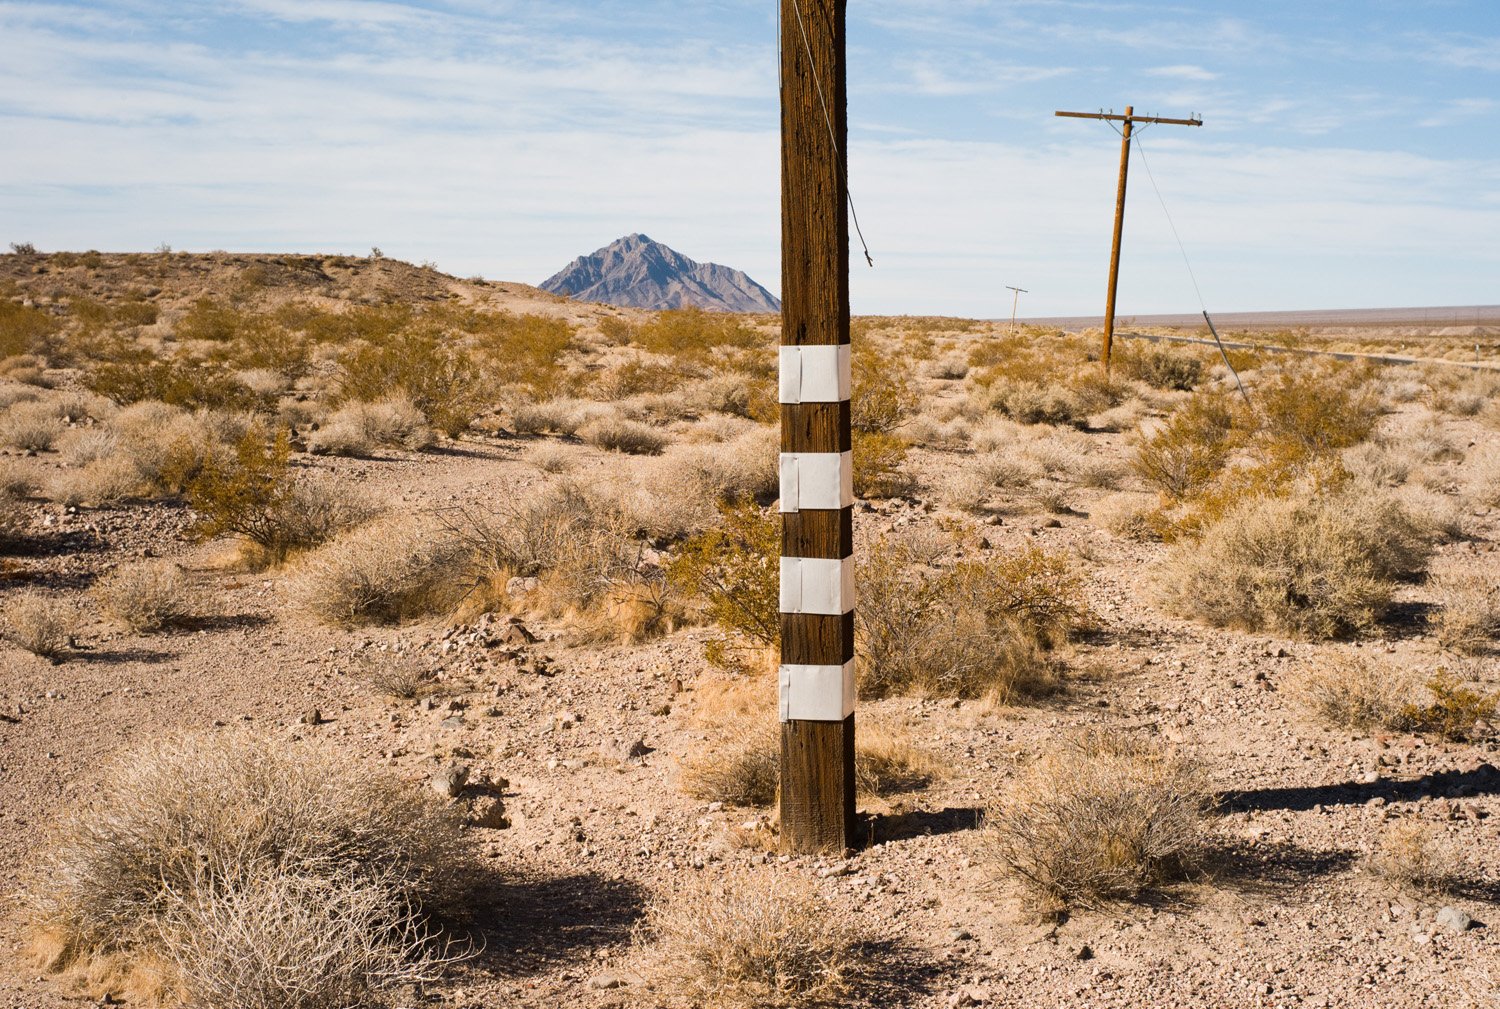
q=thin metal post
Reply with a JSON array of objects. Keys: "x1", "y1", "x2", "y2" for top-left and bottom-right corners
[{"x1": 1006, "y1": 285, "x2": 1027, "y2": 335}]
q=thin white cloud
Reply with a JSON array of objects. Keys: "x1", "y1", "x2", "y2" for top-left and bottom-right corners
[{"x1": 1145, "y1": 64, "x2": 1219, "y2": 81}]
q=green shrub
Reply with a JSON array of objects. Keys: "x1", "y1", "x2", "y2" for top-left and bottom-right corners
[
  {"x1": 633, "y1": 307, "x2": 758, "y2": 361},
  {"x1": 85, "y1": 358, "x2": 260, "y2": 411},
  {"x1": 0, "y1": 300, "x2": 58, "y2": 358},
  {"x1": 173, "y1": 297, "x2": 245, "y2": 342},
  {"x1": 185, "y1": 429, "x2": 374, "y2": 565},
  {"x1": 851, "y1": 346, "x2": 917, "y2": 434},
  {"x1": 668, "y1": 499, "x2": 780, "y2": 649},
  {"x1": 1130, "y1": 393, "x2": 1236, "y2": 499},
  {"x1": 851, "y1": 429, "x2": 913, "y2": 499},
  {"x1": 1116, "y1": 344, "x2": 1203, "y2": 390},
  {"x1": 337, "y1": 331, "x2": 483, "y2": 437},
  {"x1": 472, "y1": 311, "x2": 575, "y2": 397},
  {"x1": 1396, "y1": 671, "x2": 1497, "y2": 742}
]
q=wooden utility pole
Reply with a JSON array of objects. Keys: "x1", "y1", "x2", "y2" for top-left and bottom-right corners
[
  {"x1": 779, "y1": 0, "x2": 856, "y2": 854},
  {"x1": 1006, "y1": 286, "x2": 1028, "y2": 334},
  {"x1": 1054, "y1": 107, "x2": 1202, "y2": 371}
]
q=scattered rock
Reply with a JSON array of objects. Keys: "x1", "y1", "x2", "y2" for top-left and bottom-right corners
[
  {"x1": 587, "y1": 974, "x2": 622, "y2": 990},
  {"x1": 503, "y1": 621, "x2": 538, "y2": 645},
  {"x1": 430, "y1": 762, "x2": 469, "y2": 798},
  {"x1": 440, "y1": 715, "x2": 465, "y2": 729},
  {"x1": 1435, "y1": 906, "x2": 1473, "y2": 933},
  {"x1": 618, "y1": 738, "x2": 653, "y2": 762},
  {"x1": 467, "y1": 794, "x2": 509, "y2": 829}
]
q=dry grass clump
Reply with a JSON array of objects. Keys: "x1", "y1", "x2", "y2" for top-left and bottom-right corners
[
  {"x1": 858, "y1": 537, "x2": 1086, "y2": 700},
  {"x1": 2, "y1": 590, "x2": 77, "y2": 658},
  {"x1": 1372, "y1": 822, "x2": 1455, "y2": 896},
  {"x1": 983, "y1": 728, "x2": 1210, "y2": 912},
  {"x1": 92, "y1": 560, "x2": 193, "y2": 632},
  {"x1": 511, "y1": 399, "x2": 590, "y2": 435},
  {"x1": 524, "y1": 441, "x2": 574, "y2": 473},
  {"x1": 352, "y1": 650, "x2": 437, "y2": 699},
  {"x1": 46, "y1": 457, "x2": 146, "y2": 507},
  {"x1": 1091, "y1": 492, "x2": 1160, "y2": 540},
  {"x1": 1159, "y1": 484, "x2": 1430, "y2": 639},
  {"x1": 579, "y1": 416, "x2": 669, "y2": 455},
  {"x1": 641, "y1": 871, "x2": 864, "y2": 1009},
  {"x1": 670, "y1": 425, "x2": 778, "y2": 505},
  {"x1": 1114, "y1": 343, "x2": 1203, "y2": 390},
  {"x1": 26, "y1": 734, "x2": 468, "y2": 1006},
  {"x1": 288, "y1": 519, "x2": 469, "y2": 627},
  {"x1": 307, "y1": 397, "x2": 435, "y2": 455},
  {"x1": 683, "y1": 716, "x2": 780, "y2": 808},
  {"x1": 854, "y1": 721, "x2": 943, "y2": 797},
  {"x1": 1429, "y1": 570, "x2": 1500, "y2": 655},
  {"x1": 985, "y1": 379, "x2": 1089, "y2": 428},
  {"x1": 0, "y1": 399, "x2": 66, "y2": 450},
  {"x1": 1293, "y1": 655, "x2": 1415, "y2": 730}
]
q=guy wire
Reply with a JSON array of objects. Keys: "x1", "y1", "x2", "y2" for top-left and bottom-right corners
[{"x1": 785, "y1": 0, "x2": 875, "y2": 266}]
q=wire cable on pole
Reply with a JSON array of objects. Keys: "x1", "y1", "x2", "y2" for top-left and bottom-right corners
[
  {"x1": 782, "y1": 0, "x2": 875, "y2": 266},
  {"x1": 1133, "y1": 132, "x2": 1250, "y2": 405}
]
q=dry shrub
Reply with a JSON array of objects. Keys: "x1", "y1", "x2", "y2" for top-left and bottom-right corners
[
  {"x1": 854, "y1": 721, "x2": 942, "y2": 797},
  {"x1": 3, "y1": 590, "x2": 77, "y2": 658},
  {"x1": 1115, "y1": 344, "x2": 1203, "y2": 390},
  {"x1": 857, "y1": 537, "x2": 1086, "y2": 700},
  {"x1": 512, "y1": 399, "x2": 590, "y2": 435},
  {"x1": 852, "y1": 429, "x2": 913, "y2": 499},
  {"x1": 524, "y1": 442, "x2": 574, "y2": 473},
  {"x1": 352, "y1": 650, "x2": 437, "y2": 699},
  {"x1": 307, "y1": 398, "x2": 435, "y2": 455},
  {"x1": 683, "y1": 716, "x2": 780, "y2": 808},
  {"x1": 983, "y1": 729, "x2": 1209, "y2": 911},
  {"x1": 288, "y1": 519, "x2": 469, "y2": 626},
  {"x1": 986, "y1": 380, "x2": 1089, "y2": 428},
  {"x1": 1090, "y1": 492, "x2": 1159, "y2": 540},
  {"x1": 851, "y1": 346, "x2": 918, "y2": 434},
  {"x1": 336, "y1": 327, "x2": 483, "y2": 437},
  {"x1": 0, "y1": 399, "x2": 66, "y2": 450},
  {"x1": 47, "y1": 458, "x2": 145, "y2": 507},
  {"x1": 1159, "y1": 485, "x2": 1430, "y2": 639},
  {"x1": 235, "y1": 367, "x2": 292, "y2": 397},
  {"x1": 579, "y1": 416, "x2": 668, "y2": 455},
  {"x1": 1430, "y1": 570, "x2": 1500, "y2": 655},
  {"x1": 642, "y1": 871, "x2": 863, "y2": 1009},
  {"x1": 26, "y1": 734, "x2": 468, "y2": 1005},
  {"x1": 58, "y1": 427, "x2": 120, "y2": 467},
  {"x1": 1372, "y1": 822, "x2": 1455, "y2": 896},
  {"x1": 670, "y1": 425, "x2": 778, "y2": 505},
  {"x1": 1293, "y1": 655, "x2": 1415, "y2": 730},
  {"x1": 93, "y1": 561, "x2": 193, "y2": 632}
]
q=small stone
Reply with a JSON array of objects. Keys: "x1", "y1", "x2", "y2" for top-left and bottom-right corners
[
  {"x1": 1366, "y1": 796, "x2": 1386, "y2": 808},
  {"x1": 440, "y1": 715, "x2": 465, "y2": 729},
  {"x1": 298, "y1": 709, "x2": 322, "y2": 725},
  {"x1": 619, "y1": 738, "x2": 653, "y2": 762},
  {"x1": 707, "y1": 801, "x2": 724, "y2": 812},
  {"x1": 430, "y1": 762, "x2": 469, "y2": 798},
  {"x1": 587, "y1": 974, "x2": 621, "y2": 990},
  {"x1": 1435, "y1": 906, "x2": 1473, "y2": 933},
  {"x1": 1361, "y1": 770, "x2": 1381, "y2": 785},
  {"x1": 950, "y1": 928, "x2": 972, "y2": 941},
  {"x1": 1412, "y1": 931, "x2": 1432, "y2": 946},
  {"x1": 503, "y1": 622, "x2": 538, "y2": 645},
  {"x1": 467, "y1": 795, "x2": 509, "y2": 829}
]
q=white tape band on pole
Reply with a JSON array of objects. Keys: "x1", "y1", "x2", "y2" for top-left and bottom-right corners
[
  {"x1": 779, "y1": 556, "x2": 855, "y2": 615},
  {"x1": 778, "y1": 344, "x2": 852, "y2": 404},
  {"x1": 778, "y1": 662, "x2": 856, "y2": 721},
  {"x1": 778, "y1": 452, "x2": 854, "y2": 512}
]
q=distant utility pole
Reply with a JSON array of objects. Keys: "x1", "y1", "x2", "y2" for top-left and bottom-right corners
[
  {"x1": 779, "y1": 0, "x2": 855, "y2": 853},
  {"x1": 1006, "y1": 286, "x2": 1028, "y2": 334},
  {"x1": 1054, "y1": 106, "x2": 1202, "y2": 371}
]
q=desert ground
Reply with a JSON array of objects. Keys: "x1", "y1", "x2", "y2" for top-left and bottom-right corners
[{"x1": 1, "y1": 250, "x2": 1497, "y2": 1009}]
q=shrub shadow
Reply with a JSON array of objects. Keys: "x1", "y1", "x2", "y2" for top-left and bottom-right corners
[
  {"x1": 458, "y1": 867, "x2": 649, "y2": 977},
  {"x1": 1220, "y1": 762, "x2": 1500, "y2": 813},
  {"x1": 862, "y1": 805, "x2": 984, "y2": 846},
  {"x1": 845, "y1": 936, "x2": 953, "y2": 1004},
  {"x1": 1206, "y1": 838, "x2": 1360, "y2": 896}
]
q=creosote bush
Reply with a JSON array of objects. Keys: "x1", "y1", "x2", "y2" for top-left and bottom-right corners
[
  {"x1": 26, "y1": 734, "x2": 469, "y2": 1006},
  {"x1": 983, "y1": 728, "x2": 1210, "y2": 912},
  {"x1": 642, "y1": 871, "x2": 864, "y2": 1009},
  {"x1": 186, "y1": 430, "x2": 376, "y2": 566}
]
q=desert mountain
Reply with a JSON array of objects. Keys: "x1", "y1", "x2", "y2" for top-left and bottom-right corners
[{"x1": 539, "y1": 234, "x2": 780, "y2": 313}]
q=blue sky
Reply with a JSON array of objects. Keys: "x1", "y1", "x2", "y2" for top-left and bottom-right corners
[{"x1": 1, "y1": 1, "x2": 1497, "y2": 316}]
